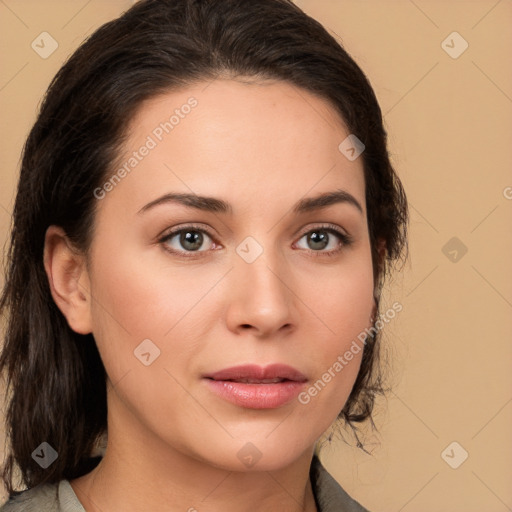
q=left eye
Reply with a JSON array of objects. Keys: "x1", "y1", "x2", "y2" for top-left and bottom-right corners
[{"x1": 295, "y1": 227, "x2": 349, "y2": 253}]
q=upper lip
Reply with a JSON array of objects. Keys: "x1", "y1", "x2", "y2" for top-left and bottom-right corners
[{"x1": 204, "y1": 364, "x2": 307, "y2": 382}]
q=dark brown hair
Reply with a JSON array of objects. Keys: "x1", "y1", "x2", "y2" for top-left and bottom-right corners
[{"x1": 0, "y1": 0, "x2": 408, "y2": 495}]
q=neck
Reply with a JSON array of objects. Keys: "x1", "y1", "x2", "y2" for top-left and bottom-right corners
[
  {"x1": 70, "y1": 388, "x2": 318, "y2": 512},
  {"x1": 71, "y1": 448, "x2": 318, "y2": 512}
]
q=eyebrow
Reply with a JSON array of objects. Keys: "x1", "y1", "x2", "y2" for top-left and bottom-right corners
[
  {"x1": 137, "y1": 189, "x2": 363, "y2": 216},
  {"x1": 293, "y1": 189, "x2": 363, "y2": 215}
]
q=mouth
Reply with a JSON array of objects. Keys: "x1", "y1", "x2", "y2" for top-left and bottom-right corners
[
  {"x1": 203, "y1": 363, "x2": 308, "y2": 383},
  {"x1": 214, "y1": 377, "x2": 290, "y2": 384},
  {"x1": 203, "y1": 364, "x2": 308, "y2": 409}
]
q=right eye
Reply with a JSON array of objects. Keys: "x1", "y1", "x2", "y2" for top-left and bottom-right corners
[{"x1": 159, "y1": 224, "x2": 218, "y2": 258}]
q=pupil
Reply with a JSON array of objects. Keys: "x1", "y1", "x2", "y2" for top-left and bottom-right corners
[{"x1": 181, "y1": 231, "x2": 203, "y2": 251}]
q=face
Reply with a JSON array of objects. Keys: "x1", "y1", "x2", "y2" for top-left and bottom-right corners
[{"x1": 79, "y1": 78, "x2": 375, "y2": 471}]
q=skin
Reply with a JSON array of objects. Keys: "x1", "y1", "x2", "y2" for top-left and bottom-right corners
[{"x1": 44, "y1": 78, "x2": 378, "y2": 512}]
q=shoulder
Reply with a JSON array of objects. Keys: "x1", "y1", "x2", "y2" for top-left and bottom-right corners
[
  {"x1": 0, "y1": 480, "x2": 83, "y2": 512},
  {"x1": 310, "y1": 454, "x2": 371, "y2": 512},
  {"x1": 0, "y1": 481, "x2": 59, "y2": 512}
]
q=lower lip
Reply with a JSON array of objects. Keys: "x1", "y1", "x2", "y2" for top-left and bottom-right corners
[{"x1": 204, "y1": 379, "x2": 306, "y2": 409}]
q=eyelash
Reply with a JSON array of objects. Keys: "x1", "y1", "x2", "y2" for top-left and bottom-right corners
[{"x1": 158, "y1": 223, "x2": 353, "y2": 259}]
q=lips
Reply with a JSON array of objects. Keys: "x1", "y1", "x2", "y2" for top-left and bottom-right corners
[
  {"x1": 203, "y1": 364, "x2": 308, "y2": 409},
  {"x1": 204, "y1": 364, "x2": 307, "y2": 383}
]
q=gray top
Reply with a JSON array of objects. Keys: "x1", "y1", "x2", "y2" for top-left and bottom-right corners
[{"x1": 0, "y1": 455, "x2": 370, "y2": 511}]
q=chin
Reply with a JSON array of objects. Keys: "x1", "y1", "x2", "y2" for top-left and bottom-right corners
[{"x1": 192, "y1": 434, "x2": 314, "y2": 473}]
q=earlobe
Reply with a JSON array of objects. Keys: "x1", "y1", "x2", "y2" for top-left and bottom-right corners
[{"x1": 43, "y1": 225, "x2": 93, "y2": 335}]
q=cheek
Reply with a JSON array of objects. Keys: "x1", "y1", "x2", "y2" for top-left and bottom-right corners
[
  {"x1": 322, "y1": 272, "x2": 373, "y2": 330},
  {"x1": 85, "y1": 247, "x2": 170, "y2": 382},
  {"x1": 309, "y1": 251, "x2": 375, "y2": 347},
  {"x1": 297, "y1": 253, "x2": 374, "y2": 414},
  {"x1": 85, "y1": 240, "x2": 220, "y2": 386}
]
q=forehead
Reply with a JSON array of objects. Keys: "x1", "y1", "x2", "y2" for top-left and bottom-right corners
[{"x1": 101, "y1": 78, "x2": 366, "y2": 217}]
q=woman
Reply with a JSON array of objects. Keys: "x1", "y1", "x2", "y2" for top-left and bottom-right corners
[{"x1": 0, "y1": 0, "x2": 408, "y2": 510}]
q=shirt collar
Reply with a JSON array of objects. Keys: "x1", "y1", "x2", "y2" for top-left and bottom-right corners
[{"x1": 309, "y1": 454, "x2": 370, "y2": 512}]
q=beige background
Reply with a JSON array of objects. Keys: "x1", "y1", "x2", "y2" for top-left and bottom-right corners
[{"x1": 1, "y1": 1, "x2": 511, "y2": 511}]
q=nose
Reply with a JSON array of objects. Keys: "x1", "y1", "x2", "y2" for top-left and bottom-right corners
[{"x1": 225, "y1": 249, "x2": 298, "y2": 338}]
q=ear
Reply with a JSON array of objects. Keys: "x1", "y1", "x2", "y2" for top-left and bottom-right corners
[{"x1": 43, "y1": 225, "x2": 93, "y2": 335}]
